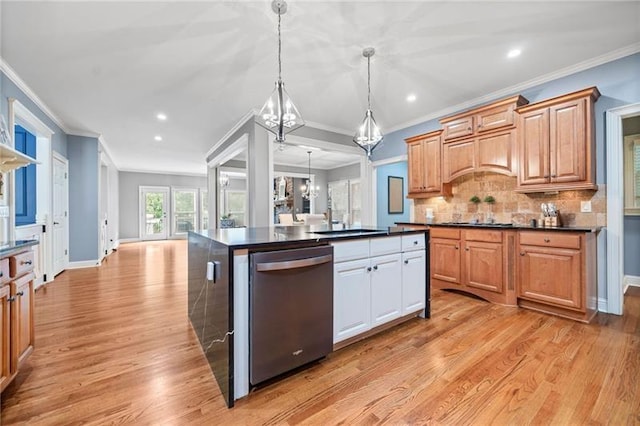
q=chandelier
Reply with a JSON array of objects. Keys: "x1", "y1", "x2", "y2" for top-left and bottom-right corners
[
  {"x1": 353, "y1": 47, "x2": 383, "y2": 158},
  {"x1": 301, "y1": 151, "x2": 320, "y2": 200},
  {"x1": 219, "y1": 172, "x2": 230, "y2": 188},
  {"x1": 257, "y1": 0, "x2": 305, "y2": 146}
]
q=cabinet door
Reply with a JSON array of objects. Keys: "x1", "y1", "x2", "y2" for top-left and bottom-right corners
[
  {"x1": 475, "y1": 104, "x2": 516, "y2": 133},
  {"x1": 333, "y1": 259, "x2": 371, "y2": 343},
  {"x1": 0, "y1": 285, "x2": 10, "y2": 391},
  {"x1": 422, "y1": 136, "x2": 442, "y2": 192},
  {"x1": 443, "y1": 139, "x2": 475, "y2": 182},
  {"x1": 549, "y1": 98, "x2": 586, "y2": 183},
  {"x1": 370, "y1": 254, "x2": 402, "y2": 327},
  {"x1": 476, "y1": 130, "x2": 515, "y2": 175},
  {"x1": 518, "y1": 246, "x2": 582, "y2": 310},
  {"x1": 464, "y1": 241, "x2": 503, "y2": 293},
  {"x1": 430, "y1": 238, "x2": 461, "y2": 284},
  {"x1": 11, "y1": 274, "x2": 34, "y2": 367},
  {"x1": 402, "y1": 250, "x2": 426, "y2": 314},
  {"x1": 443, "y1": 116, "x2": 474, "y2": 141},
  {"x1": 518, "y1": 108, "x2": 550, "y2": 186},
  {"x1": 407, "y1": 140, "x2": 425, "y2": 193}
]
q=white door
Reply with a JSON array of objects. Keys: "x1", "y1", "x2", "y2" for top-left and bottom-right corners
[
  {"x1": 333, "y1": 258, "x2": 371, "y2": 344},
  {"x1": 52, "y1": 153, "x2": 69, "y2": 276},
  {"x1": 140, "y1": 187, "x2": 169, "y2": 240},
  {"x1": 370, "y1": 253, "x2": 403, "y2": 327},
  {"x1": 402, "y1": 250, "x2": 427, "y2": 314}
]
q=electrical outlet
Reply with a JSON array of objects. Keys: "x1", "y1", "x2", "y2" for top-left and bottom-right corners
[{"x1": 581, "y1": 201, "x2": 592, "y2": 213}]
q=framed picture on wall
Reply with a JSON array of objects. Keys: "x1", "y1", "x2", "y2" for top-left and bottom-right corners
[{"x1": 388, "y1": 176, "x2": 404, "y2": 214}]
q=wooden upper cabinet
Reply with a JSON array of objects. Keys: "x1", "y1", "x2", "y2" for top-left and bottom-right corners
[
  {"x1": 441, "y1": 95, "x2": 528, "y2": 142},
  {"x1": 443, "y1": 139, "x2": 475, "y2": 182},
  {"x1": 476, "y1": 130, "x2": 516, "y2": 176},
  {"x1": 405, "y1": 130, "x2": 451, "y2": 198},
  {"x1": 442, "y1": 116, "x2": 474, "y2": 141},
  {"x1": 516, "y1": 87, "x2": 599, "y2": 192}
]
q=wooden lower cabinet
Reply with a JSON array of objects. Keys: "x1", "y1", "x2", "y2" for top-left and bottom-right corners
[
  {"x1": 12, "y1": 273, "x2": 35, "y2": 368},
  {"x1": 0, "y1": 285, "x2": 10, "y2": 392},
  {"x1": 517, "y1": 231, "x2": 597, "y2": 322},
  {"x1": 430, "y1": 227, "x2": 516, "y2": 305}
]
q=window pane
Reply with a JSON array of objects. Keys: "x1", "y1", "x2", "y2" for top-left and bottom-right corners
[
  {"x1": 329, "y1": 181, "x2": 349, "y2": 223},
  {"x1": 174, "y1": 190, "x2": 196, "y2": 233},
  {"x1": 226, "y1": 191, "x2": 246, "y2": 227},
  {"x1": 350, "y1": 180, "x2": 361, "y2": 225},
  {"x1": 201, "y1": 190, "x2": 209, "y2": 230}
]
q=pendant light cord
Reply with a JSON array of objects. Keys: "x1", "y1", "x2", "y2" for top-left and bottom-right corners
[
  {"x1": 278, "y1": 7, "x2": 282, "y2": 81},
  {"x1": 367, "y1": 56, "x2": 371, "y2": 110}
]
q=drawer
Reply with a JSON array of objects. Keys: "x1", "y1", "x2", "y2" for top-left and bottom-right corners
[
  {"x1": 402, "y1": 233, "x2": 426, "y2": 251},
  {"x1": 0, "y1": 259, "x2": 9, "y2": 284},
  {"x1": 370, "y1": 236, "x2": 401, "y2": 257},
  {"x1": 429, "y1": 227, "x2": 460, "y2": 240},
  {"x1": 442, "y1": 116, "x2": 474, "y2": 141},
  {"x1": 519, "y1": 231, "x2": 581, "y2": 250},
  {"x1": 331, "y1": 239, "x2": 370, "y2": 263},
  {"x1": 9, "y1": 251, "x2": 35, "y2": 278},
  {"x1": 464, "y1": 229, "x2": 503, "y2": 243}
]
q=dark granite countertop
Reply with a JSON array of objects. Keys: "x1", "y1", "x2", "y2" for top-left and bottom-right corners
[
  {"x1": 0, "y1": 239, "x2": 39, "y2": 258},
  {"x1": 395, "y1": 221, "x2": 601, "y2": 233},
  {"x1": 193, "y1": 225, "x2": 427, "y2": 249}
]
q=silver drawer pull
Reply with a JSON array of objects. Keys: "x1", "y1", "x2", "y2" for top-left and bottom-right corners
[
  {"x1": 256, "y1": 254, "x2": 333, "y2": 272},
  {"x1": 17, "y1": 291, "x2": 24, "y2": 296},
  {"x1": 21, "y1": 260, "x2": 33, "y2": 265}
]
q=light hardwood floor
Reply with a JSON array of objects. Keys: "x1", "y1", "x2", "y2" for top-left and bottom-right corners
[{"x1": 1, "y1": 240, "x2": 639, "y2": 424}]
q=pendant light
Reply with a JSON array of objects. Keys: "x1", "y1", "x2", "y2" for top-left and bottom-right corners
[
  {"x1": 301, "y1": 151, "x2": 320, "y2": 200},
  {"x1": 353, "y1": 47, "x2": 383, "y2": 158},
  {"x1": 258, "y1": 0, "x2": 305, "y2": 146},
  {"x1": 219, "y1": 172, "x2": 230, "y2": 188}
]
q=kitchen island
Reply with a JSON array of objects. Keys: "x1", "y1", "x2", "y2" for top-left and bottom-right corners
[{"x1": 188, "y1": 225, "x2": 429, "y2": 408}]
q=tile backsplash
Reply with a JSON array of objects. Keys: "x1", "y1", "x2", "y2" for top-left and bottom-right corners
[{"x1": 414, "y1": 173, "x2": 606, "y2": 227}]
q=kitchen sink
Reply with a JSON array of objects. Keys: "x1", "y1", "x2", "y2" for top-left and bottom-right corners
[{"x1": 308, "y1": 228, "x2": 383, "y2": 235}]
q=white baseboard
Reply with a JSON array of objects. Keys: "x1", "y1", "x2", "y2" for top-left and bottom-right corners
[
  {"x1": 119, "y1": 238, "x2": 140, "y2": 244},
  {"x1": 624, "y1": 275, "x2": 640, "y2": 293},
  {"x1": 598, "y1": 298, "x2": 609, "y2": 313},
  {"x1": 67, "y1": 259, "x2": 101, "y2": 269}
]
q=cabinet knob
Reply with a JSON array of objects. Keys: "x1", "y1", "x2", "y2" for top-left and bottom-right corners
[
  {"x1": 17, "y1": 291, "x2": 24, "y2": 296},
  {"x1": 455, "y1": 246, "x2": 459, "y2": 250},
  {"x1": 21, "y1": 260, "x2": 33, "y2": 265},
  {"x1": 413, "y1": 240, "x2": 418, "y2": 245},
  {"x1": 477, "y1": 124, "x2": 482, "y2": 129},
  {"x1": 367, "y1": 267, "x2": 372, "y2": 272},
  {"x1": 467, "y1": 127, "x2": 472, "y2": 131},
  {"x1": 404, "y1": 259, "x2": 409, "y2": 264},
  {"x1": 544, "y1": 238, "x2": 551, "y2": 243},
  {"x1": 520, "y1": 252, "x2": 525, "y2": 256},
  {"x1": 0, "y1": 272, "x2": 3, "y2": 277},
  {"x1": 373, "y1": 265, "x2": 378, "y2": 271},
  {"x1": 551, "y1": 174, "x2": 557, "y2": 178},
  {"x1": 465, "y1": 247, "x2": 470, "y2": 251},
  {"x1": 7, "y1": 296, "x2": 15, "y2": 302},
  {"x1": 543, "y1": 175, "x2": 550, "y2": 179}
]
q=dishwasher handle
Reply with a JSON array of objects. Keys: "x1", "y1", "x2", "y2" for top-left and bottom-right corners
[{"x1": 256, "y1": 254, "x2": 333, "y2": 272}]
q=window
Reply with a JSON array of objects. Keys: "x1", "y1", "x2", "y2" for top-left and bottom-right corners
[
  {"x1": 200, "y1": 190, "x2": 209, "y2": 231},
  {"x1": 172, "y1": 188, "x2": 197, "y2": 234},
  {"x1": 14, "y1": 125, "x2": 37, "y2": 225},
  {"x1": 329, "y1": 179, "x2": 360, "y2": 225},
  {"x1": 222, "y1": 190, "x2": 246, "y2": 227},
  {"x1": 625, "y1": 135, "x2": 640, "y2": 215}
]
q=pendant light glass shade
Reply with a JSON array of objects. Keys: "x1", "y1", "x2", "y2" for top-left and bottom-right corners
[
  {"x1": 301, "y1": 151, "x2": 319, "y2": 200},
  {"x1": 219, "y1": 172, "x2": 230, "y2": 188},
  {"x1": 353, "y1": 47, "x2": 383, "y2": 158},
  {"x1": 257, "y1": 0, "x2": 305, "y2": 144}
]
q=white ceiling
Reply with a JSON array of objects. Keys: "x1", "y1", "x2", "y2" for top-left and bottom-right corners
[{"x1": 1, "y1": 1, "x2": 639, "y2": 175}]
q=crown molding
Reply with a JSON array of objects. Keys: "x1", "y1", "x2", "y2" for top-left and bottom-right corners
[
  {"x1": 118, "y1": 167, "x2": 207, "y2": 178},
  {"x1": 386, "y1": 42, "x2": 640, "y2": 134},
  {"x1": 206, "y1": 110, "x2": 256, "y2": 160},
  {"x1": 304, "y1": 120, "x2": 353, "y2": 137},
  {"x1": 0, "y1": 56, "x2": 70, "y2": 133}
]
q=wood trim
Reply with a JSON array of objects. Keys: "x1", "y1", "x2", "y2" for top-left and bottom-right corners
[
  {"x1": 440, "y1": 95, "x2": 528, "y2": 124},
  {"x1": 404, "y1": 129, "x2": 443, "y2": 144},
  {"x1": 516, "y1": 87, "x2": 601, "y2": 114}
]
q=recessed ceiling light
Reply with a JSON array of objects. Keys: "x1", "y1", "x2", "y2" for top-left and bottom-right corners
[
  {"x1": 154, "y1": 135, "x2": 163, "y2": 142},
  {"x1": 156, "y1": 113, "x2": 167, "y2": 121},
  {"x1": 406, "y1": 94, "x2": 417, "y2": 102},
  {"x1": 507, "y1": 48, "x2": 522, "y2": 59}
]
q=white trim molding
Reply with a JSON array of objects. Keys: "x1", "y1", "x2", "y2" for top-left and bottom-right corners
[
  {"x1": 605, "y1": 102, "x2": 640, "y2": 315},
  {"x1": 118, "y1": 238, "x2": 141, "y2": 244},
  {"x1": 67, "y1": 259, "x2": 101, "y2": 269},
  {"x1": 624, "y1": 275, "x2": 640, "y2": 294},
  {"x1": 206, "y1": 111, "x2": 255, "y2": 160}
]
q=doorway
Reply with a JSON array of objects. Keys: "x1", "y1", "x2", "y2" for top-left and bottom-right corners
[
  {"x1": 52, "y1": 153, "x2": 69, "y2": 276},
  {"x1": 139, "y1": 186, "x2": 169, "y2": 240}
]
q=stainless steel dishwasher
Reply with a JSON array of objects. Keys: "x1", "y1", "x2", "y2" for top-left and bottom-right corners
[{"x1": 250, "y1": 245, "x2": 333, "y2": 386}]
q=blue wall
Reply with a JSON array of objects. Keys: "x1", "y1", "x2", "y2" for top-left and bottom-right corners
[
  {"x1": 68, "y1": 135, "x2": 99, "y2": 262},
  {"x1": 376, "y1": 162, "x2": 410, "y2": 228},
  {"x1": 0, "y1": 71, "x2": 68, "y2": 156},
  {"x1": 625, "y1": 216, "x2": 640, "y2": 277}
]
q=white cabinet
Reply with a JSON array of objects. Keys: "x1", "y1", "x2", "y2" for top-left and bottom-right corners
[
  {"x1": 331, "y1": 234, "x2": 426, "y2": 345},
  {"x1": 333, "y1": 258, "x2": 371, "y2": 343},
  {"x1": 402, "y1": 250, "x2": 426, "y2": 314},
  {"x1": 370, "y1": 253, "x2": 402, "y2": 327}
]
